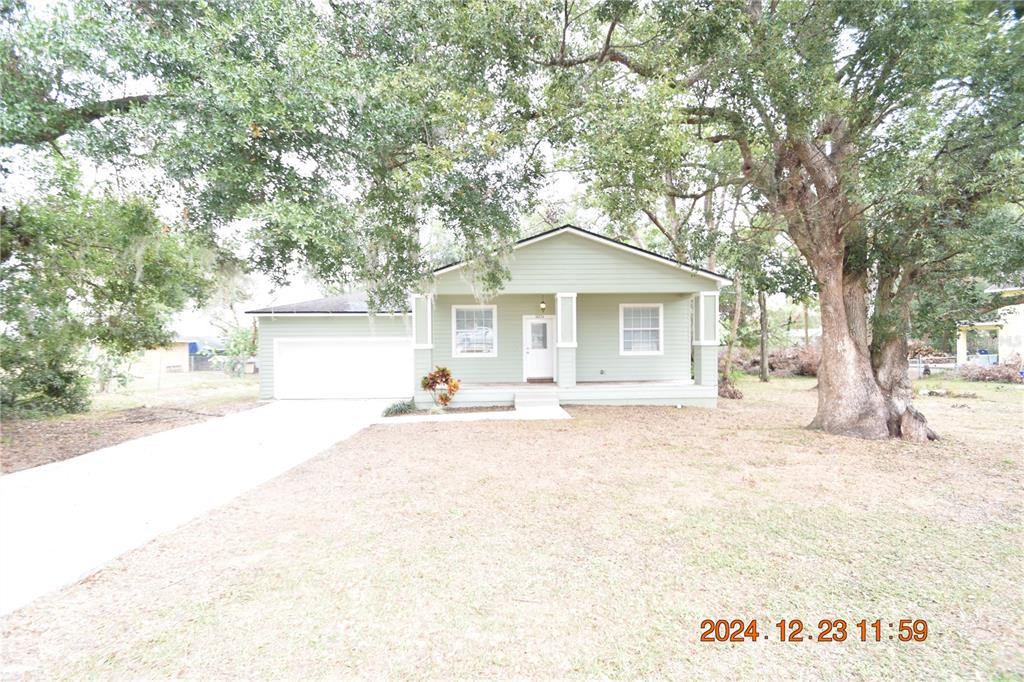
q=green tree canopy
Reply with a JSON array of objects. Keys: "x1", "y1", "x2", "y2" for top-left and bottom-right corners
[
  {"x1": 2, "y1": 0, "x2": 547, "y2": 307},
  {"x1": 0, "y1": 163, "x2": 213, "y2": 413}
]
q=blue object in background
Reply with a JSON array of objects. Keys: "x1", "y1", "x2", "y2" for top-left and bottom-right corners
[{"x1": 188, "y1": 341, "x2": 199, "y2": 355}]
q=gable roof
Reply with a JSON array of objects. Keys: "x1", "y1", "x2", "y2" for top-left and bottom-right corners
[
  {"x1": 433, "y1": 224, "x2": 732, "y2": 285},
  {"x1": 246, "y1": 292, "x2": 408, "y2": 315}
]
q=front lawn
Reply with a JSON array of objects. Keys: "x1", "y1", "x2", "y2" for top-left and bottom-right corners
[{"x1": 1, "y1": 377, "x2": 1020, "y2": 678}]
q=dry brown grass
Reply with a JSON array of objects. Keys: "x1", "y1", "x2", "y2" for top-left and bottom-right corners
[
  {"x1": 1, "y1": 377, "x2": 1021, "y2": 679},
  {"x1": 1, "y1": 374, "x2": 259, "y2": 473}
]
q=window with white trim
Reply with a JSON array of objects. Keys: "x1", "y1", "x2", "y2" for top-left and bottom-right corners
[
  {"x1": 452, "y1": 305, "x2": 497, "y2": 357},
  {"x1": 620, "y1": 304, "x2": 663, "y2": 355}
]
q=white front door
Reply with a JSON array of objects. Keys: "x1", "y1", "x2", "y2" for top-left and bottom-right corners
[{"x1": 523, "y1": 316, "x2": 555, "y2": 381}]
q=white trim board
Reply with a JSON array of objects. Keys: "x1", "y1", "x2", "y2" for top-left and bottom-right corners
[
  {"x1": 556, "y1": 292, "x2": 577, "y2": 347},
  {"x1": 410, "y1": 293, "x2": 433, "y2": 349},
  {"x1": 697, "y1": 291, "x2": 720, "y2": 343},
  {"x1": 251, "y1": 312, "x2": 408, "y2": 318}
]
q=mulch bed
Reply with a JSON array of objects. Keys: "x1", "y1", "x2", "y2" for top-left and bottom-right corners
[
  {"x1": 0, "y1": 402, "x2": 259, "y2": 475},
  {"x1": 401, "y1": 406, "x2": 515, "y2": 417}
]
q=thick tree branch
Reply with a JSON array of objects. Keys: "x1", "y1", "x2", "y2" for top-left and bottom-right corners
[
  {"x1": 545, "y1": 47, "x2": 655, "y2": 78},
  {"x1": 4, "y1": 95, "x2": 154, "y2": 146}
]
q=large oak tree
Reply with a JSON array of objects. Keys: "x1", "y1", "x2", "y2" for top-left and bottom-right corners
[{"x1": 535, "y1": 0, "x2": 1023, "y2": 439}]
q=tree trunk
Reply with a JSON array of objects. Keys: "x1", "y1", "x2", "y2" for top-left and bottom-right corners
[
  {"x1": 723, "y1": 274, "x2": 743, "y2": 377},
  {"x1": 808, "y1": 262, "x2": 891, "y2": 439},
  {"x1": 758, "y1": 289, "x2": 769, "y2": 383},
  {"x1": 871, "y1": 283, "x2": 939, "y2": 442},
  {"x1": 770, "y1": 134, "x2": 929, "y2": 441}
]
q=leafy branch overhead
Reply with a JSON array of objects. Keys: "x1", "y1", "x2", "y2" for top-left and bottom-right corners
[{"x1": 2, "y1": 0, "x2": 547, "y2": 309}]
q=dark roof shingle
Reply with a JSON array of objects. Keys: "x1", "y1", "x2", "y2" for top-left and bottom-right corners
[{"x1": 246, "y1": 292, "x2": 407, "y2": 315}]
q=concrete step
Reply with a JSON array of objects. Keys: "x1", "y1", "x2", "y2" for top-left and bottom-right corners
[{"x1": 514, "y1": 390, "x2": 560, "y2": 409}]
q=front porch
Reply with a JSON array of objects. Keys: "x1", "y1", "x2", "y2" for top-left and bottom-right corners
[{"x1": 409, "y1": 289, "x2": 722, "y2": 408}]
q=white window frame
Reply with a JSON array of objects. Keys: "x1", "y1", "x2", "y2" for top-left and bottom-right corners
[
  {"x1": 451, "y1": 304, "x2": 498, "y2": 358},
  {"x1": 619, "y1": 303, "x2": 664, "y2": 356}
]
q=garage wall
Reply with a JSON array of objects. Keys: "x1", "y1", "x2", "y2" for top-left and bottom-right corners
[{"x1": 256, "y1": 315, "x2": 413, "y2": 399}]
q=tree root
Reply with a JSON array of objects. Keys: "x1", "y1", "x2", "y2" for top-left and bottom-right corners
[{"x1": 895, "y1": 405, "x2": 940, "y2": 442}]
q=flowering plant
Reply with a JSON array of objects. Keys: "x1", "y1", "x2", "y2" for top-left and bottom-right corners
[{"x1": 420, "y1": 366, "x2": 461, "y2": 407}]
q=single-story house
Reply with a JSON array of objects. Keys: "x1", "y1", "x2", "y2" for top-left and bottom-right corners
[
  {"x1": 956, "y1": 285, "x2": 1024, "y2": 366},
  {"x1": 247, "y1": 225, "x2": 729, "y2": 407}
]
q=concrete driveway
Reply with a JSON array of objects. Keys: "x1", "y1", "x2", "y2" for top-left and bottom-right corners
[{"x1": 0, "y1": 399, "x2": 387, "y2": 615}]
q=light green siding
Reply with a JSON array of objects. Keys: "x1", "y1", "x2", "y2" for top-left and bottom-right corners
[
  {"x1": 433, "y1": 231, "x2": 718, "y2": 295},
  {"x1": 575, "y1": 294, "x2": 692, "y2": 382},
  {"x1": 413, "y1": 347, "x2": 432, "y2": 399},
  {"x1": 427, "y1": 293, "x2": 692, "y2": 385},
  {"x1": 256, "y1": 315, "x2": 412, "y2": 399},
  {"x1": 431, "y1": 294, "x2": 552, "y2": 383}
]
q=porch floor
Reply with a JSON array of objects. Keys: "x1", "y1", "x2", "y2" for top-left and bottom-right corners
[
  {"x1": 438, "y1": 379, "x2": 715, "y2": 408},
  {"x1": 464, "y1": 379, "x2": 695, "y2": 389}
]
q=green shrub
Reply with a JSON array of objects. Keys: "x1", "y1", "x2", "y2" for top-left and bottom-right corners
[
  {"x1": 211, "y1": 325, "x2": 257, "y2": 376},
  {"x1": 382, "y1": 398, "x2": 416, "y2": 417},
  {"x1": 0, "y1": 340, "x2": 92, "y2": 416}
]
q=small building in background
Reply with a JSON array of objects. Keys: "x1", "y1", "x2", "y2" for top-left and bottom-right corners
[
  {"x1": 135, "y1": 338, "x2": 193, "y2": 376},
  {"x1": 957, "y1": 286, "x2": 1024, "y2": 366},
  {"x1": 133, "y1": 336, "x2": 225, "y2": 376}
]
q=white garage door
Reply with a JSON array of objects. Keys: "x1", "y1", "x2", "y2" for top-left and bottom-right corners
[{"x1": 273, "y1": 337, "x2": 412, "y2": 399}]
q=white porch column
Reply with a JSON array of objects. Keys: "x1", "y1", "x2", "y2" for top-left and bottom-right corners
[
  {"x1": 956, "y1": 328, "x2": 968, "y2": 366},
  {"x1": 693, "y1": 291, "x2": 720, "y2": 387},
  {"x1": 411, "y1": 294, "x2": 433, "y2": 399},
  {"x1": 556, "y1": 292, "x2": 577, "y2": 388}
]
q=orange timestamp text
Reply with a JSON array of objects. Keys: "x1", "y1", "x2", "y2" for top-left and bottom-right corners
[{"x1": 699, "y1": 618, "x2": 929, "y2": 643}]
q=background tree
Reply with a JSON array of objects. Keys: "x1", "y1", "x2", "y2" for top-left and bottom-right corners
[
  {"x1": 720, "y1": 226, "x2": 816, "y2": 382},
  {"x1": 555, "y1": 76, "x2": 749, "y2": 267},
  {"x1": 913, "y1": 264, "x2": 1024, "y2": 353},
  {"x1": 0, "y1": 162, "x2": 212, "y2": 413}
]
